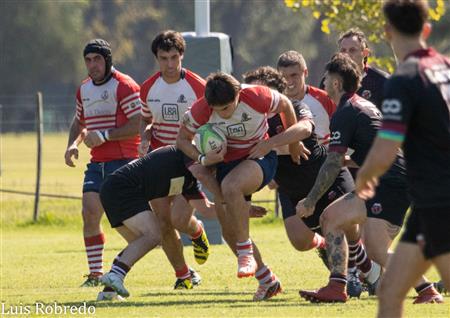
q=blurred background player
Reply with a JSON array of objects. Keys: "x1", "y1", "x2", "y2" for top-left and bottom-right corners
[
  {"x1": 320, "y1": 28, "x2": 389, "y2": 110},
  {"x1": 356, "y1": 1, "x2": 449, "y2": 316},
  {"x1": 64, "y1": 39, "x2": 141, "y2": 289},
  {"x1": 139, "y1": 30, "x2": 209, "y2": 288},
  {"x1": 277, "y1": 50, "x2": 335, "y2": 147}
]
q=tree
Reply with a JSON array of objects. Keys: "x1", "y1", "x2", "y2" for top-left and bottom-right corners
[{"x1": 285, "y1": 0, "x2": 447, "y2": 72}]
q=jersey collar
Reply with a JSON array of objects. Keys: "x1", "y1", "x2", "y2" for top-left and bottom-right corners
[{"x1": 404, "y1": 47, "x2": 436, "y2": 60}]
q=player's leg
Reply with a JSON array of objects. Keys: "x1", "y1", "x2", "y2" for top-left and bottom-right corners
[
  {"x1": 171, "y1": 195, "x2": 210, "y2": 265},
  {"x1": 220, "y1": 160, "x2": 263, "y2": 278},
  {"x1": 100, "y1": 210, "x2": 161, "y2": 298},
  {"x1": 81, "y1": 159, "x2": 131, "y2": 287},
  {"x1": 81, "y1": 193, "x2": 105, "y2": 285},
  {"x1": 299, "y1": 192, "x2": 367, "y2": 303},
  {"x1": 363, "y1": 217, "x2": 442, "y2": 302},
  {"x1": 434, "y1": 254, "x2": 450, "y2": 293},
  {"x1": 377, "y1": 242, "x2": 430, "y2": 318},
  {"x1": 420, "y1": 207, "x2": 450, "y2": 296},
  {"x1": 152, "y1": 197, "x2": 195, "y2": 289},
  {"x1": 213, "y1": 198, "x2": 281, "y2": 300}
]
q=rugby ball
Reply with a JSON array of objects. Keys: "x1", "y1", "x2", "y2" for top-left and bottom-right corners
[{"x1": 194, "y1": 124, "x2": 227, "y2": 154}]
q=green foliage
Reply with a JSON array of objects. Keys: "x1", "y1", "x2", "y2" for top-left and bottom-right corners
[
  {"x1": 0, "y1": 1, "x2": 89, "y2": 94},
  {"x1": 285, "y1": 0, "x2": 447, "y2": 72}
]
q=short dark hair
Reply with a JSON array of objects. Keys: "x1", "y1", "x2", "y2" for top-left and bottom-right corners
[
  {"x1": 383, "y1": 0, "x2": 428, "y2": 36},
  {"x1": 242, "y1": 66, "x2": 286, "y2": 93},
  {"x1": 205, "y1": 72, "x2": 241, "y2": 106},
  {"x1": 277, "y1": 50, "x2": 307, "y2": 70},
  {"x1": 151, "y1": 30, "x2": 186, "y2": 56},
  {"x1": 338, "y1": 28, "x2": 369, "y2": 64},
  {"x1": 325, "y1": 53, "x2": 361, "y2": 93}
]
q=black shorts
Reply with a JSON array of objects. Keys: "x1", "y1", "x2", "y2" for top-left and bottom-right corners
[
  {"x1": 279, "y1": 167, "x2": 354, "y2": 232},
  {"x1": 99, "y1": 174, "x2": 151, "y2": 228},
  {"x1": 401, "y1": 206, "x2": 450, "y2": 259},
  {"x1": 365, "y1": 178, "x2": 410, "y2": 226}
]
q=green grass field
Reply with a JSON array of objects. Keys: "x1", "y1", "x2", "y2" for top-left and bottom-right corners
[{"x1": 1, "y1": 133, "x2": 449, "y2": 317}]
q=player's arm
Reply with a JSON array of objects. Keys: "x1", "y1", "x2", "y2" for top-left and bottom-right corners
[
  {"x1": 139, "y1": 111, "x2": 153, "y2": 138},
  {"x1": 248, "y1": 94, "x2": 306, "y2": 160},
  {"x1": 138, "y1": 97, "x2": 153, "y2": 156},
  {"x1": 177, "y1": 125, "x2": 203, "y2": 162},
  {"x1": 64, "y1": 116, "x2": 86, "y2": 167},
  {"x1": 356, "y1": 137, "x2": 401, "y2": 200},
  {"x1": 299, "y1": 151, "x2": 345, "y2": 215}
]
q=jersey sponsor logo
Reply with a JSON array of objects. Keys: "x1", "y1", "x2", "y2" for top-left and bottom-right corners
[
  {"x1": 101, "y1": 90, "x2": 109, "y2": 101},
  {"x1": 168, "y1": 176, "x2": 185, "y2": 196},
  {"x1": 381, "y1": 99, "x2": 402, "y2": 114},
  {"x1": 362, "y1": 90, "x2": 372, "y2": 100},
  {"x1": 177, "y1": 94, "x2": 187, "y2": 103},
  {"x1": 424, "y1": 66, "x2": 450, "y2": 85},
  {"x1": 148, "y1": 99, "x2": 161, "y2": 102},
  {"x1": 162, "y1": 103, "x2": 179, "y2": 122},
  {"x1": 371, "y1": 203, "x2": 383, "y2": 215},
  {"x1": 241, "y1": 112, "x2": 252, "y2": 122},
  {"x1": 227, "y1": 123, "x2": 246, "y2": 137},
  {"x1": 330, "y1": 131, "x2": 341, "y2": 142}
]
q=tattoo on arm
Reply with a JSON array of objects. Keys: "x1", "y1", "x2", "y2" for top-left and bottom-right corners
[
  {"x1": 326, "y1": 232, "x2": 347, "y2": 275},
  {"x1": 307, "y1": 152, "x2": 344, "y2": 204}
]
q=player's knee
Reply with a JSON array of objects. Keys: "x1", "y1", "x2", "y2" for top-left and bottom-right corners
[
  {"x1": 81, "y1": 208, "x2": 102, "y2": 224},
  {"x1": 170, "y1": 213, "x2": 189, "y2": 231},
  {"x1": 142, "y1": 230, "x2": 161, "y2": 249},
  {"x1": 319, "y1": 209, "x2": 335, "y2": 231},
  {"x1": 158, "y1": 217, "x2": 174, "y2": 234},
  {"x1": 290, "y1": 239, "x2": 310, "y2": 251},
  {"x1": 221, "y1": 182, "x2": 241, "y2": 200},
  {"x1": 287, "y1": 233, "x2": 311, "y2": 251}
]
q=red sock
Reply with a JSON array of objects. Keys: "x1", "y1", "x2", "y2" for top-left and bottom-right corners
[
  {"x1": 236, "y1": 239, "x2": 253, "y2": 257},
  {"x1": 84, "y1": 233, "x2": 105, "y2": 276},
  {"x1": 191, "y1": 221, "x2": 203, "y2": 240},
  {"x1": 309, "y1": 233, "x2": 326, "y2": 250},
  {"x1": 255, "y1": 265, "x2": 275, "y2": 285},
  {"x1": 175, "y1": 264, "x2": 191, "y2": 280}
]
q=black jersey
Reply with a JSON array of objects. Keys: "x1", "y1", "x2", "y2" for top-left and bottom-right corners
[
  {"x1": 358, "y1": 66, "x2": 389, "y2": 109},
  {"x1": 379, "y1": 47, "x2": 450, "y2": 208},
  {"x1": 319, "y1": 65, "x2": 389, "y2": 110},
  {"x1": 111, "y1": 145, "x2": 201, "y2": 201},
  {"x1": 268, "y1": 100, "x2": 326, "y2": 163},
  {"x1": 268, "y1": 100, "x2": 333, "y2": 196},
  {"x1": 329, "y1": 93, "x2": 406, "y2": 180}
]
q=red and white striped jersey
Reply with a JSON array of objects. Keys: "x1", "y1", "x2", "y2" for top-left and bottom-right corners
[
  {"x1": 299, "y1": 85, "x2": 336, "y2": 146},
  {"x1": 182, "y1": 84, "x2": 281, "y2": 162},
  {"x1": 76, "y1": 69, "x2": 141, "y2": 162},
  {"x1": 140, "y1": 69, "x2": 205, "y2": 149}
]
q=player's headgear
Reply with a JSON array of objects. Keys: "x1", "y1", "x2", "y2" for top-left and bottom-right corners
[{"x1": 83, "y1": 39, "x2": 113, "y2": 79}]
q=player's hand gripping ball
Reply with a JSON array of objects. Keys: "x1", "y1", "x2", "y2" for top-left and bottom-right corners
[{"x1": 194, "y1": 124, "x2": 227, "y2": 154}]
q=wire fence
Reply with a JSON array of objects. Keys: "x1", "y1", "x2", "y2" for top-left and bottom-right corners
[{"x1": 1, "y1": 93, "x2": 279, "y2": 221}]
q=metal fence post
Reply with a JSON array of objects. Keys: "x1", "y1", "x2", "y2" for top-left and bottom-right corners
[{"x1": 33, "y1": 92, "x2": 43, "y2": 222}]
